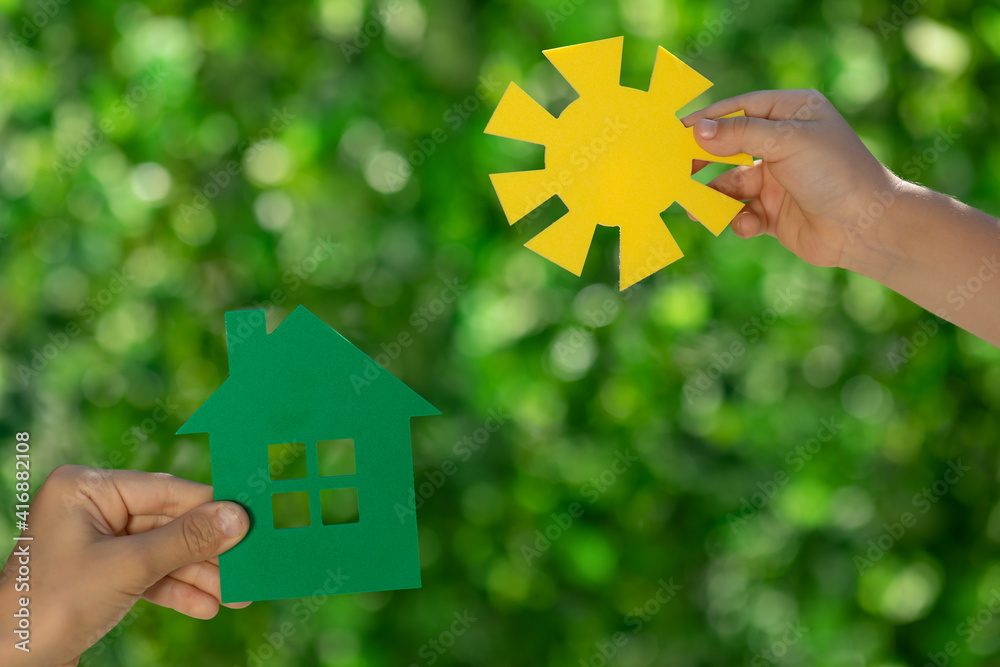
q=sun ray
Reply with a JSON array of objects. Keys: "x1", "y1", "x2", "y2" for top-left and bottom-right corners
[
  {"x1": 484, "y1": 83, "x2": 558, "y2": 146},
  {"x1": 648, "y1": 46, "x2": 713, "y2": 110},
  {"x1": 543, "y1": 36, "x2": 623, "y2": 96},
  {"x1": 675, "y1": 178, "x2": 747, "y2": 236},
  {"x1": 524, "y1": 210, "x2": 597, "y2": 276},
  {"x1": 619, "y1": 214, "x2": 683, "y2": 290},
  {"x1": 489, "y1": 169, "x2": 560, "y2": 224}
]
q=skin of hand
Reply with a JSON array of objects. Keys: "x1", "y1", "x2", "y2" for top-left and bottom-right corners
[
  {"x1": 0, "y1": 466, "x2": 251, "y2": 666},
  {"x1": 684, "y1": 89, "x2": 1000, "y2": 346}
]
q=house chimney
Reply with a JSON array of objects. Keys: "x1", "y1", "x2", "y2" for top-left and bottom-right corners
[{"x1": 225, "y1": 309, "x2": 267, "y2": 377}]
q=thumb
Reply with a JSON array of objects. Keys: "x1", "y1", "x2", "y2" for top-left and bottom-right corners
[
  {"x1": 693, "y1": 115, "x2": 799, "y2": 163},
  {"x1": 126, "y1": 501, "x2": 249, "y2": 586}
]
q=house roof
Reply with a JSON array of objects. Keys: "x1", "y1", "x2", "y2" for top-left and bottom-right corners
[{"x1": 177, "y1": 305, "x2": 439, "y2": 437}]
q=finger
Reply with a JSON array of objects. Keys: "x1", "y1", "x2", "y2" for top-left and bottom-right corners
[
  {"x1": 121, "y1": 501, "x2": 250, "y2": 586},
  {"x1": 731, "y1": 207, "x2": 763, "y2": 239},
  {"x1": 109, "y1": 470, "x2": 214, "y2": 518},
  {"x1": 693, "y1": 115, "x2": 804, "y2": 163},
  {"x1": 681, "y1": 89, "x2": 827, "y2": 125},
  {"x1": 161, "y1": 558, "x2": 251, "y2": 610},
  {"x1": 141, "y1": 575, "x2": 221, "y2": 620},
  {"x1": 223, "y1": 601, "x2": 253, "y2": 610},
  {"x1": 168, "y1": 561, "x2": 223, "y2": 602},
  {"x1": 707, "y1": 163, "x2": 764, "y2": 202},
  {"x1": 737, "y1": 198, "x2": 774, "y2": 238},
  {"x1": 123, "y1": 514, "x2": 173, "y2": 535},
  {"x1": 747, "y1": 197, "x2": 780, "y2": 238}
]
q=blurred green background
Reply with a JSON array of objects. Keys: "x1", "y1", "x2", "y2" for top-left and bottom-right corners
[{"x1": 2, "y1": 0, "x2": 1000, "y2": 664}]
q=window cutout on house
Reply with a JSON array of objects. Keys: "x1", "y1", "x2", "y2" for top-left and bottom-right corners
[
  {"x1": 321, "y1": 487, "x2": 359, "y2": 525},
  {"x1": 318, "y1": 439, "x2": 356, "y2": 477},
  {"x1": 268, "y1": 442, "x2": 307, "y2": 481},
  {"x1": 272, "y1": 491, "x2": 310, "y2": 529}
]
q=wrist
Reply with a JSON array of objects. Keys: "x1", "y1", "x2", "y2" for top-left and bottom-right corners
[{"x1": 837, "y1": 171, "x2": 926, "y2": 282}]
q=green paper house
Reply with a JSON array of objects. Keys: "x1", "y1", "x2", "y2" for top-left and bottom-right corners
[{"x1": 177, "y1": 306, "x2": 438, "y2": 603}]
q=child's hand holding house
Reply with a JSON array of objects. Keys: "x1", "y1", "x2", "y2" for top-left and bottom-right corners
[{"x1": 0, "y1": 465, "x2": 250, "y2": 666}]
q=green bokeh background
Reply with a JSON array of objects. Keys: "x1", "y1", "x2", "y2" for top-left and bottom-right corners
[{"x1": 2, "y1": 0, "x2": 1000, "y2": 665}]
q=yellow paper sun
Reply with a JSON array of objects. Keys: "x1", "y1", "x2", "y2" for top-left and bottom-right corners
[{"x1": 485, "y1": 36, "x2": 753, "y2": 290}]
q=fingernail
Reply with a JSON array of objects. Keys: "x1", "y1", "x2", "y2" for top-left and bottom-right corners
[
  {"x1": 695, "y1": 119, "x2": 717, "y2": 140},
  {"x1": 218, "y1": 506, "x2": 241, "y2": 538}
]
